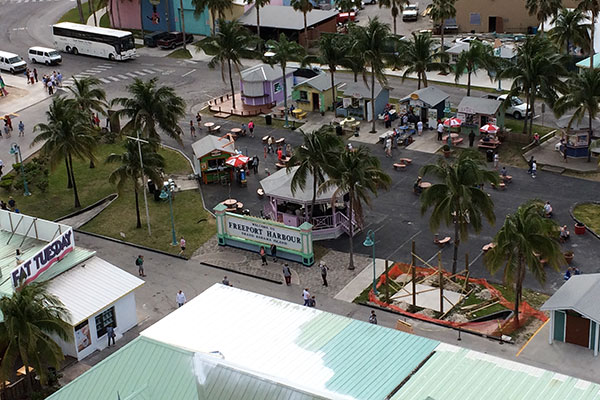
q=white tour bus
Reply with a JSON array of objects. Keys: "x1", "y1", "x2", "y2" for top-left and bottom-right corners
[{"x1": 52, "y1": 22, "x2": 136, "y2": 61}]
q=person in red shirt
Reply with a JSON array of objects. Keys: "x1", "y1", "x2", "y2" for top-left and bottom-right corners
[{"x1": 277, "y1": 147, "x2": 283, "y2": 162}]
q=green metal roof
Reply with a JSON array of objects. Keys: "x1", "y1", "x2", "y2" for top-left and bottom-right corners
[
  {"x1": 47, "y1": 336, "x2": 330, "y2": 400},
  {"x1": 392, "y1": 344, "x2": 600, "y2": 400},
  {"x1": 576, "y1": 54, "x2": 600, "y2": 69}
]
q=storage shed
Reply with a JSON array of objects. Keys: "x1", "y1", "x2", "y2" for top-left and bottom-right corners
[
  {"x1": 291, "y1": 72, "x2": 338, "y2": 112},
  {"x1": 336, "y1": 81, "x2": 389, "y2": 122},
  {"x1": 457, "y1": 96, "x2": 505, "y2": 136},
  {"x1": 398, "y1": 86, "x2": 450, "y2": 129}
]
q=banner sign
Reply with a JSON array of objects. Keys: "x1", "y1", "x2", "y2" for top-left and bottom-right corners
[
  {"x1": 11, "y1": 228, "x2": 74, "y2": 288},
  {"x1": 225, "y1": 215, "x2": 303, "y2": 251}
]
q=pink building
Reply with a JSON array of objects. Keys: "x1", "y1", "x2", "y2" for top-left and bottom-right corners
[{"x1": 108, "y1": 0, "x2": 142, "y2": 30}]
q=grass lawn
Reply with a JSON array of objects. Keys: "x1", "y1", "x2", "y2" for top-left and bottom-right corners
[
  {"x1": 167, "y1": 49, "x2": 192, "y2": 59},
  {"x1": 504, "y1": 119, "x2": 555, "y2": 136},
  {"x1": 99, "y1": 12, "x2": 111, "y2": 28},
  {"x1": 573, "y1": 203, "x2": 600, "y2": 233},
  {"x1": 59, "y1": 0, "x2": 104, "y2": 23}
]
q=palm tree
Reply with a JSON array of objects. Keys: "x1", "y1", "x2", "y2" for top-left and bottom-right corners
[
  {"x1": 554, "y1": 69, "x2": 600, "y2": 162},
  {"x1": 420, "y1": 150, "x2": 498, "y2": 275},
  {"x1": 107, "y1": 140, "x2": 165, "y2": 229},
  {"x1": 76, "y1": 0, "x2": 85, "y2": 23},
  {"x1": 191, "y1": 0, "x2": 234, "y2": 34},
  {"x1": 265, "y1": 34, "x2": 306, "y2": 127},
  {"x1": 196, "y1": 20, "x2": 256, "y2": 110},
  {"x1": 335, "y1": 0, "x2": 359, "y2": 12},
  {"x1": 290, "y1": 0, "x2": 314, "y2": 49},
  {"x1": 578, "y1": 0, "x2": 600, "y2": 68},
  {"x1": 287, "y1": 127, "x2": 343, "y2": 219},
  {"x1": 111, "y1": 78, "x2": 186, "y2": 146},
  {"x1": 246, "y1": 0, "x2": 271, "y2": 52},
  {"x1": 344, "y1": 29, "x2": 366, "y2": 83},
  {"x1": 430, "y1": 0, "x2": 456, "y2": 50},
  {"x1": 500, "y1": 35, "x2": 568, "y2": 136},
  {"x1": 549, "y1": 8, "x2": 591, "y2": 55},
  {"x1": 378, "y1": 0, "x2": 409, "y2": 35},
  {"x1": 454, "y1": 40, "x2": 498, "y2": 96},
  {"x1": 485, "y1": 203, "x2": 563, "y2": 326},
  {"x1": 306, "y1": 33, "x2": 350, "y2": 113},
  {"x1": 397, "y1": 31, "x2": 449, "y2": 89},
  {"x1": 349, "y1": 18, "x2": 396, "y2": 133},
  {"x1": 33, "y1": 97, "x2": 97, "y2": 208},
  {"x1": 525, "y1": 0, "x2": 563, "y2": 33},
  {"x1": 0, "y1": 282, "x2": 72, "y2": 395},
  {"x1": 321, "y1": 146, "x2": 391, "y2": 270}
]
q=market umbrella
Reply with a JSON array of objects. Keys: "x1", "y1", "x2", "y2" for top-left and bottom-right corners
[
  {"x1": 443, "y1": 117, "x2": 462, "y2": 127},
  {"x1": 480, "y1": 124, "x2": 499, "y2": 134},
  {"x1": 0, "y1": 113, "x2": 18, "y2": 120},
  {"x1": 225, "y1": 154, "x2": 250, "y2": 168}
]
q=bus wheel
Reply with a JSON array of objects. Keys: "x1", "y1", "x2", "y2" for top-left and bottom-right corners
[
  {"x1": 108, "y1": 53, "x2": 115, "y2": 61},
  {"x1": 72, "y1": 47, "x2": 79, "y2": 55},
  {"x1": 65, "y1": 46, "x2": 71, "y2": 53}
]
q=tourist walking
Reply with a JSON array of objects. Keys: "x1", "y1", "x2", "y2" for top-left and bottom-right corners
[
  {"x1": 283, "y1": 263, "x2": 292, "y2": 285},
  {"x1": 437, "y1": 120, "x2": 444, "y2": 141},
  {"x1": 248, "y1": 120, "x2": 255, "y2": 137},
  {"x1": 384, "y1": 137, "x2": 392, "y2": 157},
  {"x1": 18, "y1": 121, "x2": 24, "y2": 137},
  {"x1": 33, "y1": 68, "x2": 38, "y2": 82},
  {"x1": 527, "y1": 156, "x2": 534, "y2": 174},
  {"x1": 308, "y1": 296, "x2": 316, "y2": 308},
  {"x1": 417, "y1": 120, "x2": 423, "y2": 136},
  {"x1": 176, "y1": 290, "x2": 186, "y2": 307},
  {"x1": 253, "y1": 156, "x2": 259, "y2": 174},
  {"x1": 469, "y1": 131, "x2": 475, "y2": 147},
  {"x1": 196, "y1": 112, "x2": 202, "y2": 128},
  {"x1": 531, "y1": 160, "x2": 537, "y2": 179},
  {"x1": 106, "y1": 324, "x2": 116, "y2": 347},
  {"x1": 178, "y1": 236, "x2": 186, "y2": 256},
  {"x1": 369, "y1": 310, "x2": 378, "y2": 324},
  {"x1": 493, "y1": 152, "x2": 499, "y2": 169},
  {"x1": 260, "y1": 246, "x2": 268, "y2": 265},
  {"x1": 190, "y1": 120, "x2": 196, "y2": 138},
  {"x1": 302, "y1": 288, "x2": 311, "y2": 306},
  {"x1": 270, "y1": 244, "x2": 277, "y2": 262},
  {"x1": 320, "y1": 261, "x2": 329, "y2": 287},
  {"x1": 135, "y1": 255, "x2": 145, "y2": 277},
  {"x1": 222, "y1": 276, "x2": 232, "y2": 286}
]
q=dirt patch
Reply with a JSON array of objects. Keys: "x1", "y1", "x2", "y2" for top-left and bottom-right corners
[{"x1": 0, "y1": 85, "x2": 28, "y2": 103}]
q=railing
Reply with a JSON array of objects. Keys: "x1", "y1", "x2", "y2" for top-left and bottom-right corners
[{"x1": 337, "y1": 211, "x2": 360, "y2": 237}]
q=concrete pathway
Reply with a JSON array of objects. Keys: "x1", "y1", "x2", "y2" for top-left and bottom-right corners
[
  {"x1": 87, "y1": 7, "x2": 107, "y2": 26},
  {"x1": 0, "y1": 73, "x2": 50, "y2": 116},
  {"x1": 525, "y1": 135, "x2": 599, "y2": 173}
]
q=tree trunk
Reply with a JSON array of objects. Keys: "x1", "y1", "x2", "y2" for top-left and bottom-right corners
[
  {"x1": 514, "y1": 256, "x2": 525, "y2": 326},
  {"x1": 228, "y1": 59, "x2": 236, "y2": 109},
  {"x1": 115, "y1": 0, "x2": 122, "y2": 29},
  {"x1": 282, "y1": 63, "x2": 289, "y2": 127},
  {"x1": 353, "y1": 71, "x2": 358, "y2": 82},
  {"x1": 588, "y1": 111, "x2": 593, "y2": 162},
  {"x1": 440, "y1": 20, "x2": 445, "y2": 50},
  {"x1": 65, "y1": 156, "x2": 73, "y2": 189},
  {"x1": 109, "y1": 0, "x2": 115, "y2": 28},
  {"x1": 303, "y1": 12, "x2": 308, "y2": 50},
  {"x1": 134, "y1": 184, "x2": 142, "y2": 228},
  {"x1": 140, "y1": 0, "x2": 145, "y2": 36},
  {"x1": 467, "y1": 70, "x2": 472, "y2": 96},
  {"x1": 528, "y1": 94, "x2": 536, "y2": 137},
  {"x1": 212, "y1": 12, "x2": 216, "y2": 35},
  {"x1": 452, "y1": 219, "x2": 460, "y2": 275},
  {"x1": 523, "y1": 90, "x2": 530, "y2": 134},
  {"x1": 591, "y1": 16, "x2": 595, "y2": 69},
  {"x1": 89, "y1": 0, "x2": 98, "y2": 26},
  {"x1": 89, "y1": 159, "x2": 95, "y2": 168},
  {"x1": 310, "y1": 170, "x2": 317, "y2": 219},
  {"x1": 76, "y1": 0, "x2": 85, "y2": 23},
  {"x1": 24, "y1": 362, "x2": 33, "y2": 396},
  {"x1": 331, "y1": 68, "x2": 336, "y2": 114},
  {"x1": 417, "y1": 73, "x2": 421, "y2": 90},
  {"x1": 256, "y1": 5, "x2": 261, "y2": 53},
  {"x1": 68, "y1": 153, "x2": 82, "y2": 208},
  {"x1": 370, "y1": 71, "x2": 377, "y2": 133},
  {"x1": 180, "y1": 0, "x2": 187, "y2": 51},
  {"x1": 422, "y1": 70, "x2": 428, "y2": 87},
  {"x1": 347, "y1": 192, "x2": 355, "y2": 270},
  {"x1": 393, "y1": 15, "x2": 397, "y2": 36}
]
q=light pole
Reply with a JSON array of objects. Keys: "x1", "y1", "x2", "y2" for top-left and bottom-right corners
[
  {"x1": 159, "y1": 179, "x2": 177, "y2": 246},
  {"x1": 9, "y1": 144, "x2": 30, "y2": 196},
  {"x1": 126, "y1": 134, "x2": 152, "y2": 237},
  {"x1": 363, "y1": 229, "x2": 377, "y2": 295}
]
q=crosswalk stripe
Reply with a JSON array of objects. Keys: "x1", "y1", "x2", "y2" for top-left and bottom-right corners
[
  {"x1": 72, "y1": 75, "x2": 87, "y2": 79},
  {"x1": 86, "y1": 69, "x2": 104, "y2": 73},
  {"x1": 133, "y1": 71, "x2": 147, "y2": 76},
  {"x1": 98, "y1": 64, "x2": 114, "y2": 68},
  {"x1": 99, "y1": 78, "x2": 111, "y2": 84},
  {"x1": 108, "y1": 76, "x2": 120, "y2": 82},
  {"x1": 77, "y1": 72, "x2": 93, "y2": 76},
  {"x1": 152, "y1": 68, "x2": 164, "y2": 73},
  {"x1": 117, "y1": 74, "x2": 129, "y2": 80},
  {"x1": 125, "y1": 72, "x2": 138, "y2": 78},
  {"x1": 94, "y1": 66, "x2": 111, "y2": 70},
  {"x1": 142, "y1": 69, "x2": 155, "y2": 74}
]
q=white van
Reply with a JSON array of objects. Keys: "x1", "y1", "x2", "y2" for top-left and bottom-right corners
[
  {"x1": 28, "y1": 47, "x2": 62, "y2": 65},
  {"x1": 0, "y1": 51, "x2": 27, "y2": 74}
]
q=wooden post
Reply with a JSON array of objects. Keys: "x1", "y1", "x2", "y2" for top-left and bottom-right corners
[
  {"x1": 411, "y1": 241, "x2": 417, "y2": 307},
  {"x1": 385, "y1": 259, "x2": 390, "y2": 303},
  {"x1": 439, "y1": 251, "x2": 444, "y2": 314},
  {"x1": 463, "y1": 253, "x2": 470, "y2": 293}
]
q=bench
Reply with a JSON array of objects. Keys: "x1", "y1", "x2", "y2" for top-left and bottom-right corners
[
  {"x1": 491, "y1": 182, "x2": 506, "y2": 190},
  {"x1": 434, "y1": 235, "x2": 451, "y2": 247},
  {"x1": 297, "y1": 112, "x2": 307, "y2": 119},
  {"x1": 399, "y1": 158, "x2": 412, "y2": 164},
  {"x1": 453, "y1": 137, "x2": 464, "y2": 145},
  {"x1": 257, "y1": 188, "x2": 264, "y2": 198},
  {"x1": 478, "y1": 141, "x2": 499, "y2": 149},
  {"x1": 262, "y1": 135, "x2": 270, "y2": 144},
  {"x1": 210, "y1": 125, "x2": 221, "y2": 134},
  {"x1": 500, "y1": 175, "x2": 512, "y2": 183},
  {"x1": 482, "y1": 242, "x2": 495, "y2": 252},
  {"x1": 393, "y1": 163, "x2": 406, "y2": 170}
]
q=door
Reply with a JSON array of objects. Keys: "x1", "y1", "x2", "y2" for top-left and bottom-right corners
[
  {"x1": 488, "y1": 16, "x2": 497, "y2": 33},
  {"x1": 312, "y1": 92, "x2": 320, "y2": 111},
  {"x1": 495, "y1": 17, "x2": 504, "y2": 33},
  {"x1": 565, "y1": 311, "x2": 590, "y2": 348}
]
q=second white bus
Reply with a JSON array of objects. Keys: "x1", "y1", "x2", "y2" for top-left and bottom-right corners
[{"x1": 52, "y1": 22, "x2": 136, "y2": 61}]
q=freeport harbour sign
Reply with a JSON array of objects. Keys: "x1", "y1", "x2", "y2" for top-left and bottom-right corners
[{"x1": 214, "y1": 204, "x2": 314, "y2": 266}]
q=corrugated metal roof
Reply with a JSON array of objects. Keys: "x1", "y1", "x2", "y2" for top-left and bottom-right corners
[
  {"x1": 339, "y1": 81, "x2": 384, "y2": 99},
  {"x1": 241, "y1": 63, "x2": 289, "y2": 82},
  {"x1": 47, "y1": 336, "x2": 330, "y2": 400},
  {"x1": 191, "y1": 135, "x2": 237, "y2": 160},
  {"x1": 259, "y1": 166, "x2": 341, "y2": 203},
  {"x1": 141, "y1": 284, "x2": 439, "y2": 400},
  {"x1": 458, "y1": 96, "x2": 501, "y2": 115},
  {"x1": 239, "y1": 6, "x2": 338, "y2": 31},
  {"x1": 392, "y1": 344, "x2": 600, "y2": 400},
  {"x1": 541, "y1": 274, "x2": 600, "y2": 323},
  {"x1": 400, "y1": 86, "x2": 449, "y2": 107},
  {"x1": 295, "y1": 73, "x2": 334, "y2": 92},
  {"x1": 45, "y1": 256, "x2": 144, "y2": 324}
]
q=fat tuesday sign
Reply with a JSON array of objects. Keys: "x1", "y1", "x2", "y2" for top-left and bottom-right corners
[
  {"x1": 11, "y1": 228, "x2": 74, "y2": 288},
  {"x1": 225, "y1": 215, "x2": 303, "y2": 251}
]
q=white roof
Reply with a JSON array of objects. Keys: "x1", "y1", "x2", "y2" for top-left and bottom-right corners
[
  {"x1": 191, "y1": 135, "x2": 237, "y2": 159},
  {"x1": 53, "y1": 22, "x2": 132, "y2": 38},
  {"x1": 46, "y1": 256, "x2": 144, "y2": 324},
  {"x1": 259, "y1": 166, "x2": 341, "y2": 203},
  {"x1": 541, "y1": 274, "x2": 600, "y2": 323}
]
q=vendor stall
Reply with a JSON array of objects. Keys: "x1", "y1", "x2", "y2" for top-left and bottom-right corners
[
  {"x1": 456, "y1": 96, "x2": 504, "y2": 136},
  {"x1": 336, "y1": 82, "x2": 389, "y2": 122},
  {"x1": 192, "y1": 135, "x2": 237, "y2": 184},
  {"x1": 398, "y1": 86, "x2": 450, "y2": 129}
]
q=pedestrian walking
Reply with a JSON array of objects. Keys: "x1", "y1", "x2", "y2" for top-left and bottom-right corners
[
  {"x1": 241, "y1": 123, "x2": 247, "y2": 136},
  {"x1": 176, "y1": 290, "x2": 186, "y2": 307},
  {"x1": 135, "y1": 255, "x2": 145, "y2": 277},
  {"x1": 384, "y1": 137, "x2": 392, "y2": 157},
  {"x1": 283, "y1": 263, "x2": 292, "y2": 285},
  {"x1": 468, "y1": 131, "x2": 475, "y2": 147},
  {"x1": 270, "y1": 244, "x2": 277, "y2": 261},
  {"x1": 527, "y1": 156, "x2": 534, "y2": 174},
  {"x1": 18, "y1": 121, "x2": 24, "y2": 137},
  {"x1": 57, "y1": 71, "x2": 62, "y2": 87},
  {"x1": 5, "y1": 115, "x2": 12, "y2": 132},
  {"x1": 47, "y1": 80, "x2": 54, "y2": 95},
  {"x1": 25, "y1": 68, "x2": 30, "y2": 84},
  {"x1": 563, "y1": 147, "x2": 568, "y2": 163},
  {"x1": 493, "y1": 152, "x2": 499, "y2": 169},
  {"x1": 0, "y1": 75, "x2": 8, "y2": 96},
  {"x1": 302, "y1": 288, "x2": 310, "y2": 306},
  {"x1": 369, "y1": 310, "x2": 377, "y2": 324},
  {"x1": 320, "y1": 261, "x2": 329, "y2": 287},
  {"x1": 531, "y1": 161, "x2": 537, "y2": 179},
  {"x1": 417, "y1": 120, "x2": 423, "y2": 136},
  {"x1": 33, "y1": 68, "x2": 38, "y2": 83},
  {"x1": 106, "y1": 324, "x2": 116, "y2": 347},
  {"x1": 267, "y1": 136, "x2": 274, "y2": 153},
  {"x1": 253, "y1": 155, "x2": 259, "y2": 174},
  {"x1": 260, "y1": 246, "x2": 268, "y2": 265},
  {"x1": 437, "y1": 120, "x2": 444, "y2": 141},
  {"x1": 3, "y1": 125, "x2": 9, "y2": 138},
  {"x1": 178, "y1": 236, "x2": 186, "y2": 256},
  {"x1": 222, "y1": 276, "x2": 232, "y2": 286},
  {"x1": 248, "y1": 120, "x2": 255, "y2": 137},
  {"x1": 190, "y1": 120, "x2": 196, "y2": 138}
]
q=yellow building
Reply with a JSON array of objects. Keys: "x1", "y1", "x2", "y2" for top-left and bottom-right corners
[{"x1": 291, "y1": 73, "x2": 338, "y2": 113}]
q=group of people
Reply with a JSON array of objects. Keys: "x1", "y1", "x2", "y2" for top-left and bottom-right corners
[
  {"x1": 0, "y1": 196, "x2": 17, "y2": 213},
  {"x1": 1, "y1": 115, "x2": 24, "y2": 138},
  {"x1": 527, "y1": 156, "x2": 538, "y2": 178},
  {"x1": 26, "y1": 68, "x2": 62, "y2": 95}
]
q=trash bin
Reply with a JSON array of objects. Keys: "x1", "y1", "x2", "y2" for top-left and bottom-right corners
[
  {"x1": 486, "y1": 150, "x2": 494, "y2": 162},
  {"x1": 265, "y1": 114, "x2": 272, "y2": 125},
  {"x1": 335, "y1": 125, "x2": 343, "y2": 136}
]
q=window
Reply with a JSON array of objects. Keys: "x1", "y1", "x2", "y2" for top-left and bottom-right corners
[
  {"x1": 95, "y1": 307, "x2": 116, "y2": 337},
  {"x1": 299, "y1": 91, "x2": 308, "y2": 101},
  {"x1": 470, "y1": 13, "x2": 481, "y2": 25},
  {"x1": 273, "y1": 82, "x2": 282, "y2": 93}
]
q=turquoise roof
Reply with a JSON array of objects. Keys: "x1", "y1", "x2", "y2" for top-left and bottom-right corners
[
  {"x1": 392, "y1": 345, "x2": 600, "y2": 400},
  {"x1": 576, "y1": 54, "x2": 600, "y2": 69},
  {"x1": 47, "y1": 336, "x2": 329, "y2": 400}
]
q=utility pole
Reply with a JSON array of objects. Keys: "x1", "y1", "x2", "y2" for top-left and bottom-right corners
[{"x1": 127, "y1": 133, "x2": 152, "y2": 236}]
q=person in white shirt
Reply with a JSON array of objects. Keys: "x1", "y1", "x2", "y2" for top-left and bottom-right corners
[
  {"x1": 176, "y1": 290, "x2": 186, "y2": 307},
  {"x1": 303, "y1": 288, "x2": 310, "y2": 306},
  {"x1": 544, "y1": 201, "x2": 553, "y2": 218},
  {"x1": 437, "y1": 121, "x2": 444, "y2": 141},
  {"x1": 417, "y1": 120, "x2": 423, "y2": 136}
]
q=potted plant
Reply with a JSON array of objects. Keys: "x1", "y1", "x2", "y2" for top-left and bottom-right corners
[
  {"x1": 442, "y1": 144, "x2": 451, "y2": 158},
  {"x1": 574, "y1": 222, "x2": 586, "y2": 235},
  {"x1": 564, "y1": 250, "x2": 574, "y2": 264}
]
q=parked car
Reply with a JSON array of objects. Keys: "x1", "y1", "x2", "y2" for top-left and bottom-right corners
[
  {"x1": 0, "y1": 51, "x2": 27, "y2": 74},
  {"x1": 402, "y1": 3, "x2": 419, "y2": 21},
  {"x1": 144, "y1": 31, "x2": 169, "y2": 48},
  {"x1": 28, "y1": 47, "x2": 62, "y2": 65},
  {"x1": 157, "y1": 32, "x2": 193, "y2": 50},
  {"x1": 485, "y1": 94, "x2": 530, "y2": 119}
]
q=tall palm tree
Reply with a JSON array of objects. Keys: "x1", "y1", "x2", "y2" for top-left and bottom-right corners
[
  {"x1": 578, "y1": 0, "x2": 600, "y2": 68},
  {"x1": 349, "y1": 18, "x2": 396, "y2": 133},
  {"x1": 33, "y1": 97, "x2": 97, "y2": 208},
  {"x1": 485, "y1": 203, "x2": 563, "y2": 326},
  {"x1": 191, "y1": 0, "x2": 233, "y2": 35},
  {"x1": 525, "y1": 0, "x2": 563, "y2": 33},
  {"x1": 454, "y1": 40, "x2": 498, "y2": 96},
  {"x1": 500, "y1": 35, "x2": 568, "y2": 136},
  {"x1": 265, "y1": 34, "x2": 306, "y2": 127},
  {"x1": 397, "y1": 31, "x2": 449, "y2": 89},
  {"x1": 430, "y1": 0, "x2": 456, "y2": 50},
  {"x1": 111, "y1": 78, "x2": 186, "y2": 146},
  {"x1": 321, "y1": 146, "x2": 391, "y2": 270},
  {"x1": 76, "y1": 0, "x2": 85, "y2": 23},
  {"x1": 344, "y1": 29, "x2": 366, "y2": 83},
  {"x1": 378, "y1": 0, "x2": 409, "y2": 35},
  {"x1": 554, "y1": 68, "x2": 600, "y2": 162},
  {"x1": 420, "y1": 150, "x2": 498, "y2": 275},
  {"x1": 549, "y1": 8, "x2": 591, "y2": 55},
  {"x1": 0, "y1": 282, "x2": 72, "y2": 395},
  {"x1": 290, "y1": 0, "x2": 314, "y2": 49},
  {"x1": 196, "y1": 20, "x2": 256, "y2": 110},
  {"x1": 246, "y1": 0, "x2": 271, "y2": 52},
  {"x1": 107, "y1": 140, "x2": 165, "y2": 229},
  {"x1": 287, "y1": 127, "x2": 343, "y2": 219},
  {"x1": 306, "y1": 33, "x2": 350, "y2": 113}
]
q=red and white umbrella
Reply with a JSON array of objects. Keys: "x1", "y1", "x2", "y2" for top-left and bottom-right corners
[
  {"x1": 225, "y1": 154, "x2": 250, "y2": 168},
  {"x1": 480, "y1": 124, "x2": 499, "y2": 134},
  {"x1": 443, "y1": 117, "x2": 462, "y2": 127}
]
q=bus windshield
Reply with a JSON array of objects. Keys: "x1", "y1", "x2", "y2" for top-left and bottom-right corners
[{"x1": 120, "y1": 36, "x2": 135, "y2": 51}]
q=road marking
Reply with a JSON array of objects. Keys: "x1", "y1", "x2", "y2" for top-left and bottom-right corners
[
  {"x1": 72, "y1": 74, "x2": 88, "y2": 79},
  {"x1": 99, "y1": 78, "x2": 111, "y2": 84},
  {"x1": 86, "y1": 69, "x2": 104, "y2": 73},
  {"x1": 142, "y1": 69, "x2": 155, "y2": 74},
  {"x1": 125, "y1": 72, "x2": 138, "y2": 78},
  {"x1": 98, "y1": 64, "x2": 113, "y2": 68},
  {"x1": 77, "y1": 72, "x2": 93, "y2": 76},
  {"x1": 181, "y1": 69, "x2": 196, "y2": 77},
  {"x1": 184, "y1": 59, "x2": 197, "y2": 64},
  {"x1": 516, "y1": 319, "x2": 549, "y2": 357},
  {"x1": 108, "y1": 76, "x2": 120, "y2": 82},
  {"x1": 152, "y1": 68, "x2": 164, "y2": 72},
  {"x1": 117, "y1": 74, "x2": 129, "y2": 80},
  {"x1": 12, "y1": 27, "x2": 26, "y2": 31},
  {"x1": 133, "y1": 71, "x2": 147, "y2": 76}
]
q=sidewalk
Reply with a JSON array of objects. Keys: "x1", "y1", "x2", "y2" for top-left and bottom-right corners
[{"x1": 0, "y1": 73, "x2": 51, "y2": 115}]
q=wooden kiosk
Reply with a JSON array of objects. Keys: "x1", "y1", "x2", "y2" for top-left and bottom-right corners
[{"x1": 192, "y1": 135, "x2": 237, "y2": 184}]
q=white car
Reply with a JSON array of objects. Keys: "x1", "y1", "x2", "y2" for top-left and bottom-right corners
[
  {"x1": 402, "y1": 3, "x2": 419, "y2": 21},
  {"x1": 28, "y1": 47, "x2": 62, "y2": 65},
  {"x1": 486, "y1": 94, "x2": 530, "y2": 119},
  {"x1": 0, "y1": 50, "x2": 27, "y2": 74}
]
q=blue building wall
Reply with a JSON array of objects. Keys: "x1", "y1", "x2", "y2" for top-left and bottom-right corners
[
  {"x1": 141, "y1": 0, "x2": 171, "y2": 32},
  {"x1": 374, "y1": 88, "x2": 390, "y2": 117},
  {"x1": 140, "y1": 0, "x2": 211, "y2": 36},
  {"x1": 173, "y1": 0, "x2": 211, "y2": 36}
]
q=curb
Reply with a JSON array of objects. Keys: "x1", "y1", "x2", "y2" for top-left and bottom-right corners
[
  {"x1": 54, "y1": 193, "x2": 118, "y2": 223},
  {"x1": 75, "y1": 229, "x2": 188, "y2": 260},
  {"x1": 569, "y1": 201, "x2": 600, "y2": 240},
  {"x1": 199, "y1": 261, "x2": 282, "y2": 285}
]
